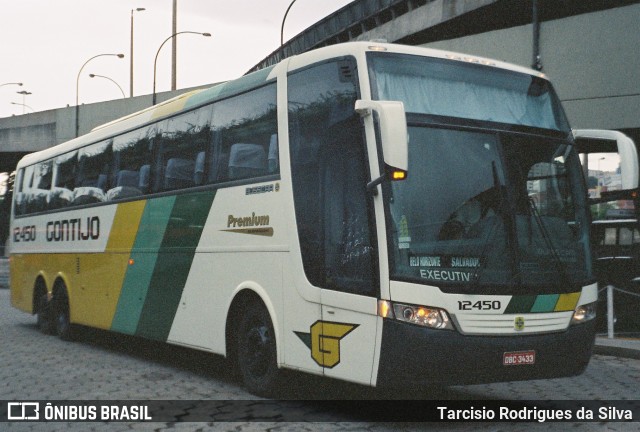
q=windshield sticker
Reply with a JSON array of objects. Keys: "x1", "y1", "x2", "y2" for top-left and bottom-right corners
[
  {"x1": 420, "y1": 269, "x2": 473, "y2": 282},
  {"x1": 398, "y1": 215, "x2": 411, "y2": 249},
  {"x1": 409, "y1": 255, "x2": 481, "y2": 282},
  {"x1": 410, "y1": 255, "x2": 481, "y2": 268}
]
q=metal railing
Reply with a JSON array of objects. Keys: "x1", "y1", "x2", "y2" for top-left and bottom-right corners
[{"x1": 599, "y1": 283, "x2": 640, "y2": 338}]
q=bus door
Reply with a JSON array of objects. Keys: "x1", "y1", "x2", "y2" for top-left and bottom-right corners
[
  {"x1": 317, "y1": 130, "x2": 379, "y2": 386},
  {"x1": 288, "y1": 114, "x2": 380, "y2": 385},
  {"x1": 287, "y1": 57, "x2": 380, "y2": 385}
]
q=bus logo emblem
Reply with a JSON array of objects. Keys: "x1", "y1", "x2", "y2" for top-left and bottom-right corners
[
  {"x1": 295, "y1": 321, "x2": 358, "y2": 368},
  {"x1": 514, "y1": 316, "x2": 525, "y2": 331}
]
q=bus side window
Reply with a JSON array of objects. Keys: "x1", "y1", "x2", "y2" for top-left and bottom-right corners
[
  {"x1": 211, "y1": 84, "x2": 277, "y2": 184},
  {"x1": 50, "y1": 151, "x2": 77, "y2": 210},
  {"x1": 109, "y1": 130, "x2": 149, "y2": 200},
  {"x1": 619, "y1": 227, "x2": 633, "y2": 246},
  {"x1": 268, "y1": 134, "x2": 279, "y2": 174},
  {"x1": 74, "y1": 141, "x2": 111, "y2": 206},
  {"x1": 14, "y1": 166, "x2": 32, "y2": 216},
  {"x1": 602, "y1": 227, "x2": 617, "y2": 246},
  {"x1": 27, "y1": 160, "x2": 52, "y2": 213},
  {"x1": 157, "y1": 106, "x2": 212, "y2": 191},
  {"x1": 321, "y1": 124, "x2": 375, "y2": 294}
]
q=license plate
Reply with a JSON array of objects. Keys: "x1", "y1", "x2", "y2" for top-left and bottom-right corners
[{"x1": 503, "y1": 350, "x2": 536, "y2": 366}]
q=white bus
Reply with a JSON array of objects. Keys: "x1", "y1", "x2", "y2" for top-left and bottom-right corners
[{"x1": 9, "y1": 42, "x2": 617, "y2": 395}]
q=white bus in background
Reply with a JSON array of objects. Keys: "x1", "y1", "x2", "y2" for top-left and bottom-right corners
[{"x1": 11, "y1": 42, "x2": 638, "y2": 395}]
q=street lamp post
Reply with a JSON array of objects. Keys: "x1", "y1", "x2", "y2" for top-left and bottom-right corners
[
  {"x1": 90, "y1": 74, "x2": 126, "y2": 99},
  {"x1": 172, "y1": 0, "x2": 178, "y2": 91},
  {"x1": 16, "y1": 90, "x2": 32, "y2": 115},
  {"x1": 130, "y1": 7, "x2": 146, "y2": 97},
  {"x1": 0, "y1": 82, "x2": 23, "y2": 88},
  {"x1": 597, "y1": 156, "x2": 606, "y2": 217},
  {"x1": 281, "y1": 0, "x2": 298, "y2": 46},
  {"x1": 75, "y1": 53, "x2": 124, "y2": 137},
  {"x1": 152, "y1": 31, "x2": 211, "y2": 105},
  {"x1": 10, "y1": 102, "x2": 34, "y2": 114}
]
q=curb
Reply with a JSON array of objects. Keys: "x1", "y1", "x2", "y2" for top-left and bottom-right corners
[{"x1": 593, "y1": 344, "x2": 640, "y2": 360}]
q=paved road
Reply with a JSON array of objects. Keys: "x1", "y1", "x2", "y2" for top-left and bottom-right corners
[{"x1": 1, "y1": 289, "x2": 638, "y2": 431}]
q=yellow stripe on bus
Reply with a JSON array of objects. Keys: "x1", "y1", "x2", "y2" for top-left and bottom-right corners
[
  {"x1": 554, "y1": 292, "x2": 581, "y2": 312},
  {"x1": 82, "y1": 201, "x2": 148, "y2": 329},
  {"x1": 150, "y1": 90, "x2": 204, "y2": 120},
  {"x1": 106, "y1": 201, "x2": 146, "y2": 252}
]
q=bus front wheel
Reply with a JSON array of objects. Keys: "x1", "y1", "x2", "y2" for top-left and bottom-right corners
[{"x1": 236, "y1": 300, "x2": 281, "y2": 396}]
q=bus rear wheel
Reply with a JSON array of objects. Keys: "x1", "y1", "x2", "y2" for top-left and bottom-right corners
[
  {"x1": 52, "y1": 283, "x2": 74, "y2": 341},
  {"x1": 236, "y1": 300, "x2": 281, "y2": 396},
  {"x1": 35, "y1": 287, "x2": 54, "y2": 335}
]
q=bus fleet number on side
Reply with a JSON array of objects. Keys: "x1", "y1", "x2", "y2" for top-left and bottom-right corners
[{"x1": 13, "y1": 225, "x2": 37, "y2": 243}]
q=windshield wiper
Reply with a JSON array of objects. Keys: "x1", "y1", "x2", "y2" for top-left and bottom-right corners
[
  {"x1": 471, "y1": 161, "x2": 519, "y2": 288},
  {"x1": 527, "y1": 196, "x2": 571, "y2": 285}
]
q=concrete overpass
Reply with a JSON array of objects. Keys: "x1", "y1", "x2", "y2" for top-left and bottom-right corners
[
  {"x1": 1, "y1": 0, "x2": 639, "y2": 173},
  {"x1": 0, "y1": 87, "x2": 209, "y2": 173}
]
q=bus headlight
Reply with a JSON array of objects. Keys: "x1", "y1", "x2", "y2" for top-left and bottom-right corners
[
  {"x1": 379, "y1": 301, "x2": 454, "y2": 330},
  {"x1": 570, "y1": 302, "x2": 597, "y2": 325}
]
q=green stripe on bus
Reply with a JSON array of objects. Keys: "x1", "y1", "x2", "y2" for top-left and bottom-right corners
[
  {"x1": 135, "y1": 191, "x2": 216, "y2": 341},
  {"x1": 504, "y1": 295, "x2": 537, "y2": 314},
  {"x1": 530, "y1": 294, "x2": 560, "y2": 313},
  {"x1": 111, "y1": 196, "x2": 176, "y2": 334}
]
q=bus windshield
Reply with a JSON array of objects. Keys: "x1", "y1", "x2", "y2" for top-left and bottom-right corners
[
  {"x1": 369, "y1": 54, "x2": 591, "y2": 294},
  {"x1": 368, "y1": 52, "x2": 570, "y2": 132}
]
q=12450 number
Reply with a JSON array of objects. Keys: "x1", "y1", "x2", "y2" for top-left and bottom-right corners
[
  {"x1": 458, "y1": 300, "x2": 501, "y2": 311},
  {"x1": 13, "y1": 225, "x2": 36, "y2": 243}
]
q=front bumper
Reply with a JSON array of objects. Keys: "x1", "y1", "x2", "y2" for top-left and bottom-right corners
[{"x1": 376, "y1": 318, "x2": 596, "y2": 387}]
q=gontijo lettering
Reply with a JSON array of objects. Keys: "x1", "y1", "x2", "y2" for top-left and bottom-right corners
[{"x1": 46, "y1": 216, "x2": 100, "y2": 242}]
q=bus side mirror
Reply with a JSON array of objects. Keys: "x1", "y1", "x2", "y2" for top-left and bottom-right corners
[
  {"x1": 355, "y1": 100, "x2": 408, "y2": 194},
  {"x1": 574, "y1": 129, "x2": 640, "y2": 205}
]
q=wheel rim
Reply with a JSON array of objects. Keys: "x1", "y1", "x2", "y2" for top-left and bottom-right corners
[
  {"x1": 57, "y1": 308, "x2": 68, "y2": 334},
  {"x1": 55, "y1": 294, "x2": 70, "y2": 336},
  {"x1": 244, "y1": 318, "x2": 272, "y2": 379}
]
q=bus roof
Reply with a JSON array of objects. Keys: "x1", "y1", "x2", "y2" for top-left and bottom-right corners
[
  {"x1": 17, "y1": 65, "x2": 277, "y2": 169},
  {"x1": 16, "y1": 42, "x2": 548, "y2": 169},
  {"x1": 287, "y1": 41, "x2": 547, "y2": 79}
]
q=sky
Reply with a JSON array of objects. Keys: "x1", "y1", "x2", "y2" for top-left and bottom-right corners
[{"x1": 0, "y1": 0, "x2": 354, "y2": 119}]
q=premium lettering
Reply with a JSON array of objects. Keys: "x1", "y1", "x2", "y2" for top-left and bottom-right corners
[
  {"x1": 227, "y1": 212, "x2": 270, "y2": 228},
  {"x1": 46, "y1": 216, "x2": 100, "y2": 242}
]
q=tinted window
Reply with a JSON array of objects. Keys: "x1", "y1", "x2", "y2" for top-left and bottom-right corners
[
  {"x1": 14, "y1": 166, "x2": 32, "y2": 216},
  {"x1": 74, "y1": 141, "x2": 111, "y2": 205},
  {"x1": 50, "y1": 151, "x2": 77, "y2": 209},
  {"x1": 157, "y1": 106, "x2": 212, "y2": 191},
  {"x1": 14, "y1": 84, "x2": 278, "y2": 214},
  {"x1": 369, "y1": 52, "x2": 570, "y2": 132},
  {"x1": 109, "y1": 129, "x2": 153, "y2": 200},
  {"x1": 25, "y1": 160, "x2": 52, "y2": 213},
  {"x1": 288, "y1": 59, "x2": 377, "y2": 296},
  {"x1": 210, "y1": 84, "x2": 278, "y2": 183}
]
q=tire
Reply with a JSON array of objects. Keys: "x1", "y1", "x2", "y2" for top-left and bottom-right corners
[
  {"x1": 36, "y1": 291, "x2": 54, "y2": 335},
  {"x1": 52, "y1": 285, "x2": 74, "y2": 341},
  {"x1": 236, "y1": 300, "x2": 281, "y2": 396}
]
